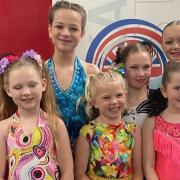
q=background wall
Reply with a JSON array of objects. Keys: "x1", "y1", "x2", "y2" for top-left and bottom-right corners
[{"x1": 0, "y1": 0, "x2": 179, "y2": 74}]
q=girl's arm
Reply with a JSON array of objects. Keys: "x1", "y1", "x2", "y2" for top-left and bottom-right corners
[
  {"x1": 75, "y1": 135, "x2": 90, "y2": 180},
  {"x1": 132, "y1": 125, "x2": 143, "y2": 180},
  {"x1": 142, "y1": 117, "x2": 159, "y2": 180},
  {"x1": 0, "y1": 120, "x2": 9, "y2": 180},
  {"x1": 55, "y1": 118, "x2": 74, "y2": 180}
]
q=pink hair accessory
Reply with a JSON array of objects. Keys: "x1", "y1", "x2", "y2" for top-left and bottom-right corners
[{"x1": 22, "y1": 49, "x2": 42, "y2": 67}]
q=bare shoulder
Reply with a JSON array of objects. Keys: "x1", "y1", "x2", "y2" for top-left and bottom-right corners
[
  {"x1": 0, "y1": 118, "x2": 12, "y2": 138},
  {"x1": 56, "y1": 117, "x2": 66, "y2": 128},
  {"x1": 55, "y1": 117, "x2": 67, "y2": 134},
  {"x1": 142, "y1": 117, "x2": 155, "y2": 132},
  {"x1": 81, "y1": 60, "x2": 100, "y2": 75}
]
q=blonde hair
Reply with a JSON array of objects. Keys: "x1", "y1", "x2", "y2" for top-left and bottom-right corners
[
  {"x1": 0, "y1": 57, "x2": 60, "y2": 159},
  {"x1": 85, "y1": 70, "x2": 127, "y2": 120}
]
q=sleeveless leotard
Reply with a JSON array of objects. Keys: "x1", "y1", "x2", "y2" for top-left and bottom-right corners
[
  {"x1": 153, "y1": 116, "x2": 180, "y2": 180},
  {"x1": 47, "y1": 57, "x2": 87, "y2": 152},
  {"x1": 7, "y1": 112, "x2": 60, "y2": 179}
]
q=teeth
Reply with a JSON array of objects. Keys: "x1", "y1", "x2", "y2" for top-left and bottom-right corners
[{"x1": 109, "y1": 107, "x2": 119, "y2": 112}]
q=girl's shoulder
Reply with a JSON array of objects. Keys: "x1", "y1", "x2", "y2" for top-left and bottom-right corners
[
  {"x1": 81, "y1": 60, "x2": 100, "y2": 75},
  {"x1": 142, "y1": 116, "x2": 156, "y2": 132},
  {"x1": 0, "y1": 117, "x2": 13, "y2": 139}
]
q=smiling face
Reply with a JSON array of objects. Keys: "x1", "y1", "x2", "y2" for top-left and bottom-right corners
[
  {"x1": 93, "y1": 81, "x2": 127, "y2": 123},
  {"x1": 48, "y1": 9, "x2": 84, "y2": 53},
  {"x1": 162, "y1": 25, "x2": 180, "y2": 62},
  {"x1": 125, "y1": 51, "x2": 151, "y2": 89},
  {"x1": 5, "y1": 66, "x2": 46, "y2": 112}
]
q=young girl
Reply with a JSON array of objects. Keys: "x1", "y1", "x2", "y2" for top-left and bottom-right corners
[
  {"x1": 47, "y1": 0, "x2": 99, "y2": 153},
  {"x1": 75, "y1": 71, "x2": 142, "y2": 180},
  {"x1": 143, "y1": 61, "x2": 180, "y2": 180},
  {"x1": 114, "y1": 42, "x2": 165, "y2": 128},
  {"x1": 149, "y1": 20, "x2": 180, "y2": 89},
  {"x1": 0, "y1": 50, "x2": 73, "y2": 179}
]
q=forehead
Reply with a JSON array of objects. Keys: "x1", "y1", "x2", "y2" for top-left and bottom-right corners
[
  {"x1": 126, "y1": 51, "x2": 151, "y2": 64},
  {"x1": 8, "y1": 66, "x2": 41, "y2": 83},
  {"x1": 95, "y1": 81, "x2": 125, "y2": 93},
  {"x1": 163, "y1": 25, "x2": 180, "y2": 39},
  {"x1": 53, "y1": 9, "x2": 82, "y2": 25},
  {"x1": 168, "y1": 71, "x2": 180, "y2": 83}
]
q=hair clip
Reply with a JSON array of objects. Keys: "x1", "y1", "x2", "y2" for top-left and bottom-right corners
[
  {"x1": 112, "y1": 63, "x2": 125, "y2": 77},
  {"x1": 0, "y1": 55, "x2": 18, "y2": 74},
  {"x1": 22, "y1": 49, "x2": 42, "y2": 68}
]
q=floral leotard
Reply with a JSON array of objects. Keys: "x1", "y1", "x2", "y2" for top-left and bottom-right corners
[
  {"x1": 7, "y1": 112, "x2": 60, "y2": 179},
  {"x1": 80, "y1": 120, "x2": 136, "y2": 180}
]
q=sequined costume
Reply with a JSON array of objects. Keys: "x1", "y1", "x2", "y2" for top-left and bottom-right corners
[
  {"x1": 47, "y1": 57, "x2": 87, "y2": 152},
  {"x1": 7, "y1": 112, "x2": 60, "y2": 179},
  {"x1": 80, "y1": 120, "x2": 136, "y2": 179},
  {"x1": 153, "y1": 116, "x2": 180, "y2": 180}
]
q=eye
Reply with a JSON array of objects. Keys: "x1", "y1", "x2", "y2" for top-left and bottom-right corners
[
  {"x1": 102, "y1": 96, "x2": 111, "y2": 100},
  {"x1": 29, "y1": 82, "x2": 38, "y2": 88},
  {"x1": 70, "y1": 27, "x2": 79, "y2": 31},
  {"x1": 165, "y1": 40, "x2": 173, "y2": 45},
  {"x1": 144, "y1": 65, "x2": 151, "y2": 69},
  {"x1": 13, "y1": 85, "x2": 22, "y2": 90},
  {"x1": 55, "y1": 25, "x2": 63, "y2": 29},
  {"x1": 130, "y1": 66, "x2": 138, "y2": 69},
  {"x1": 174, "y1": 86, "x2": 180, "y2": 90},
  {"x1": 116, "y1": 93, "x2": 123, "y2": 97}
]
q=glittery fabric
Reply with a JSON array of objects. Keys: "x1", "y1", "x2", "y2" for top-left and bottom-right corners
[
  {"x1": 47, "y1": 57, "x2": 87, "y2": 152},
  {"x1": 7, "y1": 112, "x2": 60, "y2": 179},
  {"x1": 153, "y1": 116, "x2": 180, "y2": 180},
  {"x1": 80, "y1": 120, "x2": 136, "y2": 179}
]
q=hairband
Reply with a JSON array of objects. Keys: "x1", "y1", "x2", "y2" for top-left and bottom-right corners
[{"x1": 0, "y1": 49, "x2": 42, "y2": 75}]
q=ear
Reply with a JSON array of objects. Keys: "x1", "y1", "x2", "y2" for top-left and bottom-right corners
[
  {"x1": 4, "y1": 85, "x2": 12, "y2": 97},
  {"x1": 42, "y1": 79, "x2": 47, "y2": 92},
  {"x1": 79, "y1": 30, "x2": 85, "y2": 41},
  {"x1": 89, "y1": 98, "x2": 96, "y2": 108},
  {"x1": 160, "y1": 85, "x2": 167, "y2": 98},
  {"x1": 48, "y1": 24, "x2": 52, "y2": 39}
]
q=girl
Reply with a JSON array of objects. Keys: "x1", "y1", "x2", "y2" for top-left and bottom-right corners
[
  {"x1": 0, "y1": 50, "x2": 73, "y2": 179},
  {"x1": 75, "y1": 71, "x2": 142, "y2": 180},
  {"x1": 47, "y1": 0, "x2": 99, "y2": 153},
  {"x1": 114, "y1": 42, "x2": 164, "y2": 128},
  {"x1": 149, "y1": 20, "x2": 180, "y2": 89},
  {"x1": 143, "y1": 61, "x2": 180, "y2": 180}
]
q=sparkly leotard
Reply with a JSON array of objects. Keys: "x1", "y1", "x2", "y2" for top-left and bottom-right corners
[
  {"x1": 47, "y1": 57, "x2": 87, "y2": 152},
  {"x1": 7, "y1": 112, "x2": 60, "y2": 179},
  {"x1": 153, "y1": 116, "x2": 180, "y2": 180}
]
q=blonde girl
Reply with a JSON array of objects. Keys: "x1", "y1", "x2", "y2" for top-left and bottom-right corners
[
  {"x1": 0, "y1": 51, "x2": 73, "y2": 179},
  {"x1": 75, "y1": 71, "x2": 142, "y2": 180}
]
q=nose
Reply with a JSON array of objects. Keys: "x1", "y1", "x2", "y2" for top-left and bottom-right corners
[
  {"x1": 173, "y1": 40, "x2": 180, "y2": 49},
  {"x1": 62, "y1": 27, "x2": 70, "y2": 36},
  {"x1": 110, "y1": 97, "x2": 118, "y2": 104},
  {"x1": 138, "y1": 68, "x2": 145, "y2": 76},
  {"x1": 22, "y1": 87, "x2": 31, "y2": 95}
]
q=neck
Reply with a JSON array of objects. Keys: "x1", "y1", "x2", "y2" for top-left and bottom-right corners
[
  {"x1": 97, "y1": 115, "x2": 123, "y2": 125},
  {"x1": 53, "y1": 49, "x2": 76, "y2": 67},
  {"x1": 161, "y1": 107, "x2": 180, "y2": 122},
  {"x1": 17, "y1": 107, "x2": 40, "y2": 121},
  {"x1": 127, "y1": 86, "x2": 148, "y2": 107}
]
